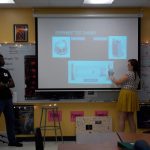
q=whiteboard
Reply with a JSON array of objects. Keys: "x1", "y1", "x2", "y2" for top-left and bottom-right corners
[
  {"x1": 0, "y1": 44, "x2": 35, "y2": 102},
  {"x1": 138, "y1": 44, "x2": 150, "y2": 101},
  {"x1": 0, "y1": 43, "x2": 150, "y2": 102}
]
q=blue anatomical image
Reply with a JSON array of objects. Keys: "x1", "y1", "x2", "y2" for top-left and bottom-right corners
[
  {"x1": 108, "y1": 36, "x2": 127, "y2": 59},
  {"x1": 68, "y1": 61, "x2": 113, "y2": 84},
  {"x1": 52, "y1": 36, "x2": 70, "y2": 58}
]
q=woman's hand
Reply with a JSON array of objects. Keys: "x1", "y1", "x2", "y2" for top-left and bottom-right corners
[{"x1": 109, "y1": 76, "x2": 115, "y2": 81}]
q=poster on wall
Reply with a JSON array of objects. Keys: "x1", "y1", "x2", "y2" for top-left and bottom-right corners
[
  {"x1": 14, "y1": 105, "x2": 34, "y2": 135},
  {"x1": 14, "y1": 24, "x2": 28, "y2": 42}
]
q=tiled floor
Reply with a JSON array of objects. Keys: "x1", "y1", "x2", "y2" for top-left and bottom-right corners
[{"x1": 0, "y1": 141, "x2": 76, "y2": 150}]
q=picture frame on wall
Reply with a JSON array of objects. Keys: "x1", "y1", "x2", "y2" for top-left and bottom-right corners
[{"x1": 14, "y1": 24, "x2": 28, "y2": 42}]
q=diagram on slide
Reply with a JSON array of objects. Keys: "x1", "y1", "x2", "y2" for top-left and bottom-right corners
[
  {"x1": 50, "y1": 34, "x2": 129, "y2": 87},
  {"x1": 52, "y1": 36, "x2": 70, "y2": 58},
  {"x1": 68, "y1": 61, "x2": 113, "y2": 84},
  {"x1": 108, "y1": 36, "x2": 127, "y2": 59}
]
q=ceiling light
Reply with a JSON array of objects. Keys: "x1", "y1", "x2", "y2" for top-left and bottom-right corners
[
  {"x1": 0, "y1": 0, "x2": 15, "y2": 4},
  {"x1": 83, "y1": 0, "x2": 114, "y2": 4}
]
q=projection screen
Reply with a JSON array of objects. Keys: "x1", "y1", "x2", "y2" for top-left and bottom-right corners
[{"x1": 36, "y1": 14, "x2": 140, "y2": 91}]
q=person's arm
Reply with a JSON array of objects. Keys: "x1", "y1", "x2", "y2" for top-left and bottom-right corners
[
  {"x1": 0, "y1": 78, "x2": 15, "y2": 88},
  {"x1": 0, "y1": 70, "x2": 15, "y2": 88},
  {"x1": 110, "y1": 74, "x2": 128, "y2": 86},
  {"x1": 7, "y1": 70, "x2": 15, "y2": 88},
  {"x1": 7, "y1": 78, "x2": 15, "y2": 88}
]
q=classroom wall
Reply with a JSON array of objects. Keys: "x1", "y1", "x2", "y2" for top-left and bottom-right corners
[
  {"x1": 0, "y1": 8, "x2": 150, "y2": 43},
  {"x1": 34, "y1": 102, "x2": 118, "y2": 136},
  {"x1": 0, "y1": 8, "x2": 35, "y2": 43},
  {"x1": 0, "y1": 101, "x2": 145, "y2": 137},
  {"x1": 0, "y1": 7, "x2": 150, "y2": 136}
]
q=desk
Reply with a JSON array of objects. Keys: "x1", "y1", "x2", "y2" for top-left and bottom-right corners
[
  {"x1": 58, "y1": 132, "x2": 121, "y2": 150},
  {"x1": 58, "y1": 143, "x2": 121, "y2": 150},
  {"x1": 76, "y1": 132, "x2": 119, "y2": 144},
  {"x1": 117, "y1": 132, "x2": 150, "y2": 144}
]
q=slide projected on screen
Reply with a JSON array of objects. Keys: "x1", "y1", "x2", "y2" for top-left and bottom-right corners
[{"x1": 37, "y1": 16, "x2": 139, "y2": 90}]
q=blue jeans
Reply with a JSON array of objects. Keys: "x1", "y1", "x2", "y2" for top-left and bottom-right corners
[{"x1": 0, "y1": 99, "x2": 16, "y2": 144}]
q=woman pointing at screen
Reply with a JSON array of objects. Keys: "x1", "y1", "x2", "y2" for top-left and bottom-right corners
[{"x1": 109, "y1": 59, "x2": 140, "y2": 133}]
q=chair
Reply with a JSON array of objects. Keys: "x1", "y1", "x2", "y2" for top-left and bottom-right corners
[{"x1": 39, "y1": 104, "x2": 63, "y2": 146}]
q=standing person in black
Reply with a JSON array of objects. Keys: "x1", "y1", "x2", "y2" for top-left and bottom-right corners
[{"x1": 0, "y1": 54, "x2": 23, "y2": 147}]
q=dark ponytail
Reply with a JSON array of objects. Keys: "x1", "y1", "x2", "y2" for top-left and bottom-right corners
[{"x1": 128, "y1": 59, "x2": 140, "y2": 80}]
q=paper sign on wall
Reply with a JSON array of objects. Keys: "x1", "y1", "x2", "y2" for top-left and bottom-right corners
[
  {"x1": 48, "y1": 110, "x2": 62, "y2": 122},
  {"x1": 71, "y1": 111, "x2": 84, "y2": 122},
  {"x1": 95, "y1": 110, "x2": 108, "y2": 116}
]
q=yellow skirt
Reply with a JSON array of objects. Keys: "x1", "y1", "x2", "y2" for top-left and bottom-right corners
[{"x1": 117, "y1": 89, "x2": 140, "y2": 112}]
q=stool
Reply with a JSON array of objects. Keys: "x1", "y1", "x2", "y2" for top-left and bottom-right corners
[{"x1": 39, "y1": 104, "x2": 63, "y2": 145}]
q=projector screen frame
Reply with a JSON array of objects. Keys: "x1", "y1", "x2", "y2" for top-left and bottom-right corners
[{"x1": 35, "y1": 14, "x2": 141, "y2": 92}]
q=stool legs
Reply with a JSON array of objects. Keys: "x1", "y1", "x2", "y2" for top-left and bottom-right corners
[
  {"x1": 39, "y1": 106, "x2": 63, "y2": 146},
  {"x1": 39, "y1": 108, "x2": 43, "y2": 127},
  {"x1": 52, "y1": 108, "x2": 57, "y2": 141},
  {"x1": 43, "y1": 109, "x2": 47, "y2": 146},
  {"x1": 55, "y1": 107, "x2": 63, "y2": 142},
  {"x1": 39, "y1": 108, "x2": 46, "y2": 146}
]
